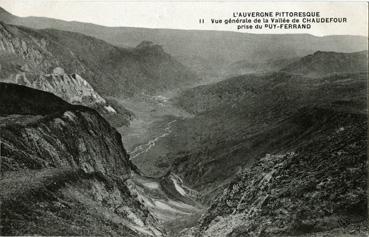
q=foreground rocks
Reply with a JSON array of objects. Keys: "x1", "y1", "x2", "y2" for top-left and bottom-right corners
[{"x1": 0, "y1": 83, "x2": 164, "y2": 236}]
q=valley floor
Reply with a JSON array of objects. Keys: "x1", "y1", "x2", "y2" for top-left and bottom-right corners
[{"x1": 109, "y1": 91, "x2": 207, "y2": 235}]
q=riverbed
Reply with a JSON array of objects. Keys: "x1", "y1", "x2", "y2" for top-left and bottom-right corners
[{"x1": 108, "y1": 92, "x2": 192, "y2": 176}]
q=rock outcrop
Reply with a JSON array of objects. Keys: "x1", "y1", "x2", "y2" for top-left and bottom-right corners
[
  {"x1": 15, "y1": 66, "x2": 117, "y2": 114},
  {"x1": 0, "y1": 22, "x2": 136, "y2": 127},
  {"x1": 0, "y1": 83, "x2": 164, "y2": 236}
]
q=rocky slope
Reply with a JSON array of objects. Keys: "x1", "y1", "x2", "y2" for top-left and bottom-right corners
[
  {"x1": 0, "y1": 83, "x2": 164, "y2": 236},
  {"x1": 281, "y1": 51, "x2": 368, "y2": 77},
  {"x1": 4, "y1": 64, "x2": 133, "y2": 127},
  {"x1": 190, "y1": 107, "x2": 367, "y2": 237},
  {"x1": 0, "y1": 21, "x2": 197, "y2": 98},
  {"x1": 0, "y1": 7, "x2": 367, "y2": 80},
  {"x1": 17, "y1": 67, "x2": 112, "y2": 111},
  {"x1": 156, "y1": 68, "x2": 367, "y2": 202}
]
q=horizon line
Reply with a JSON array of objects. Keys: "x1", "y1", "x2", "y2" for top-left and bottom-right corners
[{"x1": 1, "y1": 4, "x2": 368, "y2": 38}]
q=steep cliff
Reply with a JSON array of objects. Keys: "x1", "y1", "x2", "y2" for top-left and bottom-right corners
[
  {"x1": 0, "y1": 83, "x2": 164, "y2": 236},
  {"x1": 11, "y1": 66, "x2": 133, "y2": 126}
]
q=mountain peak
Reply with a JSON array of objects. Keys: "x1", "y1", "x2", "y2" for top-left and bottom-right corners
[
  {"x1": 135, "y1": 40, "x2": 165, "y2": 54},
  {"x1": 136, "y1": 40, "x2": 156, "y2": 49}
]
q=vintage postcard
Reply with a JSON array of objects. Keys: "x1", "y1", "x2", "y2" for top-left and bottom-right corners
[{"x1": 0, "y1": 1, "x2": 367, "y2": 236}]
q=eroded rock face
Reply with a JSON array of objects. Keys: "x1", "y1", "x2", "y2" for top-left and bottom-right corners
[
  {"x1": 0, "y1": 23, "x2": 73, "y2": 75},
  {"x1": 0, "y1": 24, "x2": 133, "y2": 126},
  {"x1": 0, "y1": 83, "x2": 164, "y2": 236},
  {"x1": 15, "y1": 67, "x2": 116, "y2": 114},
  {"x1": 1, "y1": 110, "x2": 127, "y2": 175},
  {"x1": 0, "y1": 24, "x2": 116, "y2": 114},
  {"x1": 193, "y1": 110, "x2": 367, "y2": 237},
  {"x1": 0, "y1": 23, "x2": 138, "y2": 128}
]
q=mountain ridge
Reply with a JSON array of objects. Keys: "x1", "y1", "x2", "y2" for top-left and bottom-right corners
[
  {"x1": 0, "y1": 20, "x2": 198, "y2": 98},
  {"x1": 0, "y1": 6, "x2": 366, "y2": 80},
  {"x1": 280, "y1": 50, "x2": 368, "y2": 77}
]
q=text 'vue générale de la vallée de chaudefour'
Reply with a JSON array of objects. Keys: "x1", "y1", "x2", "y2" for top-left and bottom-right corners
[{"x1": 204, "y1": 11, "x2": 348, "y2": 30}]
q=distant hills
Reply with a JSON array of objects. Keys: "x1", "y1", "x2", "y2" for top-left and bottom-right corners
[
  {"x1": 174, "y1": 50, "x2": 368, "y2": 115},
  {"x1": 281, "y1": 50, "x2": 368, "y2": 77},
  {"x1": 0, "y1": 21, "x2": 198, "y2": 98},
  {"x1": 0, "y1": 6, "x2": 367, "y2": 80},
  {"x1": 225, "y1": 50, "x2": 368, "y2": 86}
]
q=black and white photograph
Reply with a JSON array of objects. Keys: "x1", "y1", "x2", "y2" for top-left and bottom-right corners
[{"x1": 0, "y1": 1, "x2": 367, "y2": 236}]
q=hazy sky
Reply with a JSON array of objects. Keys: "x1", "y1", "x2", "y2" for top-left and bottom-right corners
[{"x1": 0, "y1": 0, "x2": 367, "y2": 36}]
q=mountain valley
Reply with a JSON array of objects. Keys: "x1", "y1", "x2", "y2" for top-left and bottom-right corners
[{"x1": 0, "y1": 8, "x2": 367, "y2": 237}]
